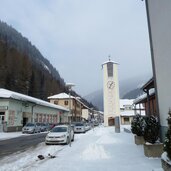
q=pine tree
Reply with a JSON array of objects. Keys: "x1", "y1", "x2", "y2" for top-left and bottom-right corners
[
  {"x1": 143, "y1": 115, "x2": 159, "y2": 144},
  {"x1": 164, "y1": 110, "x2": 171, "y2": 159},
  {"x1": 131, "y1": 114, "x2": 145, "y2": 136}
]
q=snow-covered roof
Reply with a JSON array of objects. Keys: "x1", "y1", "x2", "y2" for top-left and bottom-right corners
[
  {"x1": 48, "y1": 93, "x2": 75, "y2": 99},
  {"x1": 0, "y1": 89, "x2": 68, "y2": 112},
  {"x1": 102, "y1": 60, "x2": 118, "y2": 66},
  {"x1": 120, "y1": 110, "x2": 135, "y2": 116},
  {"x1": 119, "y1": 99, "x2": 145, "y2": 116},
  {"x1": 48, "y1": 92, "x2": 90, "y2": 109},
  {"x1": 133, "y1": 104, "x2": 144, "y2": 109},
  {"x1": 120, "y1": 99, "x2": 134, "y2": 108},
  {"x1": 133, "y1": 88, "x2": 155, "y2": 104},
  {"x1": 120, "y1": 110, "x2": 145, "y2": 116}
]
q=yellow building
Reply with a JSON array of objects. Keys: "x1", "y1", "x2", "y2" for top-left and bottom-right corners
[{"x1": 48, "y1": 93, "x2": 87, "y2": 122}]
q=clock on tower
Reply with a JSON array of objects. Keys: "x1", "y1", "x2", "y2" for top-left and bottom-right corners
[{"x1": 107, "y1": 81, "x2": 115, "y2": 89}]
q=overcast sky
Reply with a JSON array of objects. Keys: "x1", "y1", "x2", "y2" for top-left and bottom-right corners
[{"x1": 0, "y1": 0, "x2": 152, "y2": 96}]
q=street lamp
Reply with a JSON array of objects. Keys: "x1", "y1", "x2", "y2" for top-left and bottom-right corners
[{"x1": 66, "y1": 83, "x2": 75, "y2": 147}]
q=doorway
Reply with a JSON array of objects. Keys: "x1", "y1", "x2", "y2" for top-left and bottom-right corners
[
  {"x1": 0, "y1": 112, "x2": 5, "y2": 132},
  {"x1": 23, "y1": 117, "x2": 28, "y2": 126},
  {"x1": 108, "y1": 117, "x2": 114, "y2": 126}
]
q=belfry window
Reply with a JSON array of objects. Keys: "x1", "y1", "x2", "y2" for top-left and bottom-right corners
[{"x1": 107, "y1": 62, "x2": 113, "y2": 77}]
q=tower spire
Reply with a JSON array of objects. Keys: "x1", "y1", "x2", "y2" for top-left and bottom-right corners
[{"x1": 108, "y1": 55, "x2": 111, "y2": 61}]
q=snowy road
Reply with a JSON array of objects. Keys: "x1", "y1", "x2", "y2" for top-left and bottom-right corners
[
  {"x1": 0, "y1": 126, "x2": 162, "y2": 171},
  {"x1": 0, "y1": 133, "x2": 47, "y2": 159}
]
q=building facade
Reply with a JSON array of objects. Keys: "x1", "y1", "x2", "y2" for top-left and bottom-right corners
[
  {"x1": 133, "y1": 78, "x2": 157, "y2": 119},
  {"x1": 102, "y1": 59, "x2": 120, "y2": 126},
  {"x1": 48, "y1": 93, "x2": 88, "y2": 122},
  {"x1": 0, "y1": 89, "x2": 69, "y2": 132},
  {"x1": 145, "y1": 0, "x2": 171, "y2": 141},
  {"x1": 120, "y1": 99, "x2": 134, "y2": 125}
]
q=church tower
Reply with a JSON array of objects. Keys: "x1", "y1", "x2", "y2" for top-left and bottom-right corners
[{"x1": 102, "y1": 58, "x2": 120, "y2": 126}]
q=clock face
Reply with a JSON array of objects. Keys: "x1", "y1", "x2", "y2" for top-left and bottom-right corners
[{"x1": 107, "y1": 81, "x2": 114, "y2": 89}]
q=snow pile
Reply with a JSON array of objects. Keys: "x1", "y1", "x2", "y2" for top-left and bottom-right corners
[
  {"x1": 96, "y1": 134, "x2": 122, "y2": 144},
  {"x1": 0, "y1": 132, "x2": 23, "y2": 140},
  {"x1": 0, "y1": 142, "x2": 64, "y2": 171},
  {"x1": 161, "y1": 152, "x2": 171, "y2": 164},
  {"x1": 81, "y1": 144, "x2": 109, "y2": 160}
]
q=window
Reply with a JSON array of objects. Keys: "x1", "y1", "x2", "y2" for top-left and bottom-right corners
[
  {"x1": 124, "y1": 117, "x2": 129, "y2": 124},
  {"x1": 54, "y1": 100, "x2": 58, "y2": 105},
  {"x1": 0, "y1": 112, "x2": 5, "y2": 122},
  {"x1": 64, "y1": 100, "x2": 68, "y2": 105},
  {"x1": 107, "y1": 62, "x2": 113, "y2": 77},
  {"x1": 124, "y1": 105, "x2": 132, "y2": 110}
]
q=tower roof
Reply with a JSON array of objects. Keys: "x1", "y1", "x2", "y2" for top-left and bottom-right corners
[
  {"x1": 102, "y1": 59, "x2": 119, "y2": 68},
  {"x1": 102, "y1": 55, "x2": 119, "y2": 66},
  {"x1": 102, "y1": 60, "x2": 119, "y2": 66}
]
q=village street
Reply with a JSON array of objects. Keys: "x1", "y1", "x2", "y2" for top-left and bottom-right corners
[{"x1": 0, "y1": 126, "x2": 162, "y2": 171}]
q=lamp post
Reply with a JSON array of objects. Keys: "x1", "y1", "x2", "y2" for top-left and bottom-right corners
[{"x1": 66, "y1": 83, "x2": 75, "y2": 147}]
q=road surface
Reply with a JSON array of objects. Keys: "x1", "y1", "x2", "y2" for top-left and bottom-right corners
[{"x1": 0, "y1": 133, "x2": 47, "y2": 159}]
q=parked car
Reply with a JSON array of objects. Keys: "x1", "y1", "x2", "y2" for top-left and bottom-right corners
[
  {"x1": 74, "y1": 122, "x2": 86, "y2": 133},
  {"x1": 39, "y1": 123, "x2": 49, "y2": 132},
  {"x1": 22, "y1": 122, "x2": 41, "y2": 134},
  {"x1": 85, "y1": 123, "x2": 91, "y2": 131},
  {"x1": 70, "y1": 123, "x2": 75, "y2": 131},
  {"x1": 45, "y1": 125, "x2": 74, "y2": 145}
]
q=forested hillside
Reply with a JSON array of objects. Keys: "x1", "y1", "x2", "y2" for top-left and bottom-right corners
[
  {"x1": 0, "y1": 21, "x2": 66, "y2": 100},
  {"x1": 0, "y1": 21, "x2": 67, "y2": 100}
]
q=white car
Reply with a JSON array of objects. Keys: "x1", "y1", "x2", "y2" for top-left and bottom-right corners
[
  {"x1": 74, "y1": 122, "x2": 86, "y2": 133},
  {"x1": 45, "y1": 125, "x2": 74, "y2": 145}
]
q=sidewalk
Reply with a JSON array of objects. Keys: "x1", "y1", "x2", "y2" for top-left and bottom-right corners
[{"x1": 0, "y1": 131, "x2": 23, "y2": 140}]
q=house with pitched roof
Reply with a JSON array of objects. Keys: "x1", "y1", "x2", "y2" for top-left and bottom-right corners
[{"x1": 48, "y1": 92, "x2": 90, "y2": 122}]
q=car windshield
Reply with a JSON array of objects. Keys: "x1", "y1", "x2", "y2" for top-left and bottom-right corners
[
  {"x1": 51, "y1": 127, "x2": 67, "y2": 132},
  {"x1": 75, "y1": 123, "x2": 84, "y2": 126},
  {"x1": 26, "y1": 123, "x2": 34, "y2": 127}
]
